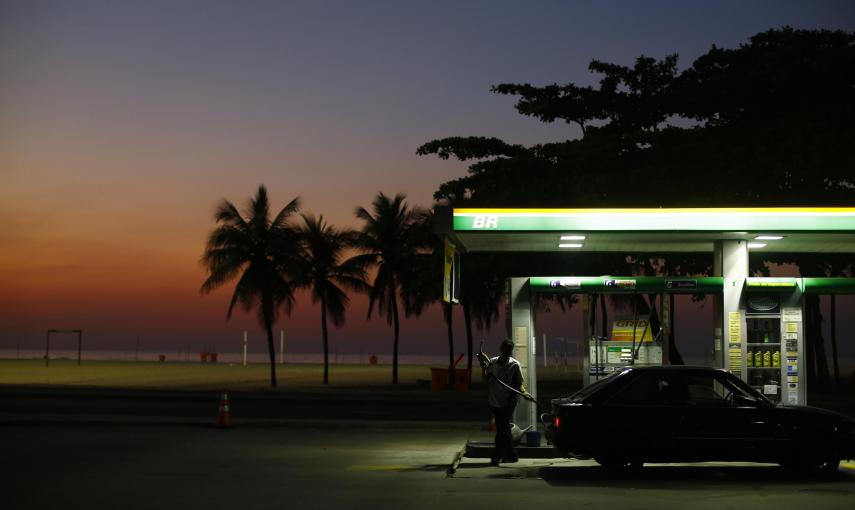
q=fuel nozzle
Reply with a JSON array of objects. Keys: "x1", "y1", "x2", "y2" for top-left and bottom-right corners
[{"x1": 476, "y1": 340, "x2": 490, "y2": 370}]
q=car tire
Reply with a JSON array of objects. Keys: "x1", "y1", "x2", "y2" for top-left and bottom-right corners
[
  {"x1": 597, "y1": 456, "x2": 643, "y2": 477},
  {"x1": 820, "y1": 456, "x2": 840, "y2": 474},
  {"x1": 779, "y1": 454, "x2": 840, "y2": 475}
]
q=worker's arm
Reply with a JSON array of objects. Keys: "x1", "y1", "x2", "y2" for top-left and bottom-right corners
[{"x1": 476, "y1": 352, "x2": 492, "y2": 379}]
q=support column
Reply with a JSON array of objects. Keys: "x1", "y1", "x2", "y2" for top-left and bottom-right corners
[
  {"x1": 505, "y1": 277, "x2": 537, "y2": 430},
  {"x1": 713, "y1": 240, "x2": 748, "y2": 374},
  {"x1": 661, "y1": 294, "x2": 671, "y2": 365}
]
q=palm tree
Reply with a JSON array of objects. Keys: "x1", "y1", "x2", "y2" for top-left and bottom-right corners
[
  {"x1": 404, "y1": 209, "x2": 455, "y2": 376},
  {"x1": 298, "y1": 214, "x2": 369, "y2": 385},
  {"x1": 200, "y1": 185, "x2": 301, "y2": 388},
  {"x1": 353, "y1": 192, "x2": 424, "y2": 384}
]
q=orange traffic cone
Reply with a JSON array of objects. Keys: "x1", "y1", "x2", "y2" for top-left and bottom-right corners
[{"x1": 216, "y1": 392, "x2": 232, "y2": 428}]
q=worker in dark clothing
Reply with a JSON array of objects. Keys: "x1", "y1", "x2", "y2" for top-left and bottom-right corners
[{"x1": 477, "y1": 339, "x2": 532, "y2": 466}]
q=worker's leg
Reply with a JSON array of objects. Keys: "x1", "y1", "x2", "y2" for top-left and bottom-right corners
[
  {"x1": 503, "y1": 402, "x2": 518, "y2": 462},
  {"x1": 492, "y1": 405, "x2": 516, "y2": 463},
  {"x1": 491, "y1": 406, "x2": 508, "y2": 464}
]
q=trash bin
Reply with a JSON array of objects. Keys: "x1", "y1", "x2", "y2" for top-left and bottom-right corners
[
  {"x1": 453, "y1": 368, "x2": 471, "y2": 392},
  {"x1": 430, "y1": 368, "x2": 450, "y2": 391},
  {"x1": 525, "y1": 430, "x2": 541, "y2": 447},
  {"x1": 210, "y1": 353, "x2": 218, "y2": 363},
  {"x1": 200, "y1": 352, "x2": 208, "y2": 363}
]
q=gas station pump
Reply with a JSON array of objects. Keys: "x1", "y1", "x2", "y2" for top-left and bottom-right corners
[{"x1": 583, "y1": 293, "x2": 667, "y2": 386}]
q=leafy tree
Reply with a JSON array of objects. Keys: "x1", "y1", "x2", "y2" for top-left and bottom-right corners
[
  {"x1": 353, "y1": 193, "x2": 425, "y2": 384},
  {"x1": 200, "y1": 185, "x2": 301, "y2": 388},
  {"x1": 298, "y1": 214, "x2": 370, "y2": 385}
]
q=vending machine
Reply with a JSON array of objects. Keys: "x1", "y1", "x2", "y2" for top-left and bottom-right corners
[{"x1": 743, "y1": 278, "x2": 805, "y2": 405}]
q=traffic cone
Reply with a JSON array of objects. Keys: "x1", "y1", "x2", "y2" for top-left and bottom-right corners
[{"x1": 215, "y1": 392, "x2": 232, "y2": 429}]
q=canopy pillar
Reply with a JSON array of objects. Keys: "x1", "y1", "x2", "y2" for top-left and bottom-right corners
[
  {"x1": 713, "y1": 240, "x2": 748, "y2": 374},
  {"x1": 505, "y1": 277, "x2": 537, "y2": 431}
]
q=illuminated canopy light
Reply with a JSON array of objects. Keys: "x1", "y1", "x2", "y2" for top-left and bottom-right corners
[
  {"x1": 452, "y1": 207, "x2": 855, "y2": 232},
  {"x1": 747, "y1": 243, "x2": 767, "y2": 249},
  {"x1": 560, "y1": 235, "x2": 586, "y2": 240},
  {"x1": 755, "y1": 235, "x2": 784, "y2": 240},
  {"x1": 558, "y1": 243, "x2": 583, "y2": 248}
]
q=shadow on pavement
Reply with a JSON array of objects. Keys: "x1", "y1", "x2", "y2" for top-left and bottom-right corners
[{"x1": 538, "y1": 465, "x2": 855, "y2": 489}]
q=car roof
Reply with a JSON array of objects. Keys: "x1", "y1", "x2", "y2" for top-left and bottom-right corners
[{"x1": 621, "y1": 365, "x2": 729, "y2": 373}]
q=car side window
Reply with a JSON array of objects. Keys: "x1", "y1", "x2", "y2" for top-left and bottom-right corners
[
  {"x1": 713, "y1": 373, "x2": 758, "y2": 404},
  {"x1": 606, "y1": 374, "x2": 666, "y2": 405},
  {"x1": 677, "y1": 374, "x2": 730, "y2": 407}
]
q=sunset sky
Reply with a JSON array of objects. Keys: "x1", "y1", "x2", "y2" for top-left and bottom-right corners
[{"x1": 2, "y1": 1, "x2": 854, "y2": 359}]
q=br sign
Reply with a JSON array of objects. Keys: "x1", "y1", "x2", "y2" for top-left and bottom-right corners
[{"x1": 471, "y1": 215, "x2": 499, "y2": 229}]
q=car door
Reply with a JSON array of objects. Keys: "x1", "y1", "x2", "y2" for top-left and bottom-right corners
[
  {"x1": 675, "y1": 371, "x2": 774, "y2": 462},
  {"x1": 599, "y1": 372, "x2": 682, "y2": 462}
]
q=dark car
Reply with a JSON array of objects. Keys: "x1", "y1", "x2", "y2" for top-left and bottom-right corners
[{"x1": 542, "y1": 366, "x2": 855, "y2": 474}]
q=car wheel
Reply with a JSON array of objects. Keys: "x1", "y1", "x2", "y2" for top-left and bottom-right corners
[
  {"x1": 597, "y1": 456, "x2": 643, "y2": 477},
  {"x1": 820, "y1": 456, "x2": 840, "y2": 474},
  {"x1": 779, "y1": 455, "x2": 840, "y2": 475}
]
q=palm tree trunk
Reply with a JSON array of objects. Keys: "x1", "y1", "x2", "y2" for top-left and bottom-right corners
[
  {"x1": 599, "y1": 294, "x2": 607, "y2": 338},
  {"x1": 265, "y1": 320, "x2": 277, "y2": 388},
  {"x1": 391, "y1": 279, "x2": 400, "y2": 385},
  {"x1": 262, "y1": 290, "x2": 278, "y2": 388},
  {"x1": 806, "y1": 294, "x2": 830, "y2": 389},
  {"x1": 445, "y1": 302, "x2": 454, "y2": 377},
  {"x1": 322, "y1": 295, "x2": 329, "y2": 385},
  {"x1": 463, "y1": 299, "x2": 474, "y2": 382}
]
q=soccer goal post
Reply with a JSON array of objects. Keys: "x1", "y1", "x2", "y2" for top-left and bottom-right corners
[{"x1": 45, "y1": 329, "x2": 83, "y2": 367}]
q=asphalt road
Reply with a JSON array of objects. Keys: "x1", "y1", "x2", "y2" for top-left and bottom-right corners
[
  {"x1": 4, "y1": 422, "x2": 855, "y2": 510},
  {"x1": 0, "y1": 385, "x2": 490, "y2": 423}
]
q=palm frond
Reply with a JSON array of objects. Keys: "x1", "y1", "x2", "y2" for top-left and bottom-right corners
[
  {"x1": 271, "y1": 196, "x2": 301, "y2": 230},
  {"x1": 214, "y1": 199, "x2": 250, "y2": 230}
]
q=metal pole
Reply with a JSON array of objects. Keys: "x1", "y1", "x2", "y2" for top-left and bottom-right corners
[
  {"x1": 279, "y1": 330, "x2": 284, "y2": 365},
  {"x1": 542, "y1": 333, "x2": 548, "y2": 367},
  {"x1": 77, "y1": 330, "x2": 82, "y2": 366},
  {"x1": 831, "y1": 295, "x2": 839, "y2": 384},
  {"x1": 243, "y1": 330, "x2": 248, "y2": 367},
  {"x1": 564, "y1": 335, "x2": 569, "y2": 372},
  {"x1": 45, "y1": 330, "x2": 51, "y2": 367}
]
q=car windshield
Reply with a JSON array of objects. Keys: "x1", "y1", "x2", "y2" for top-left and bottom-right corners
[{"x1": 568, "y1": 369, "x2": 629, "y2": 402}]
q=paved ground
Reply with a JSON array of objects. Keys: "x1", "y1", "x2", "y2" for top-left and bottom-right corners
[
  {"x1": 3, "y1": 382, "x2": 855, "y2": 509},
  {"x1": 4, "y1": 421, "x2": 855, "y2": 510}
]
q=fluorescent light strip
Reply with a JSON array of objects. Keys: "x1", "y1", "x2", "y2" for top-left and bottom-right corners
[
  {"x1": 754, "y1": 235, "x2": 783, "y2": 240},
  {"x1": 560, "y1": 235, "x2": 586, "y2": 240},
  {"x1": 558, "y1": 243, "x2": 584, "y2": 248},
  {"x1": 747, "y1": 243, "x2": 767, "y2": 249}
]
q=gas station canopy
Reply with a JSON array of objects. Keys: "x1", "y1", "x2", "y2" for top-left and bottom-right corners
[
  {"x1": 448, "y1": 207, "x2": 855, "y2": 253},
  {"x1": 442, "y1": 206, "x2": 855, "y2": 429}
]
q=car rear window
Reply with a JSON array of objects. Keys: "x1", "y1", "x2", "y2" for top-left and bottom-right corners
[{"x1": 568, "y1": 369, "x2": 628, "y2": 402}]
